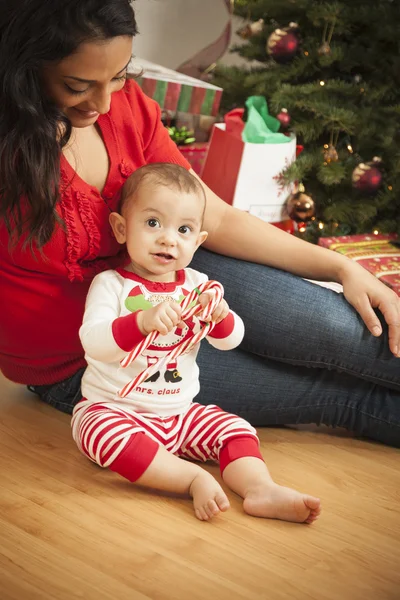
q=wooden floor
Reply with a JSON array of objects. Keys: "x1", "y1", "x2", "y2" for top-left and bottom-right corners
[{"x1": 0, "y1": 374, "x2": 399, "y2": 600}]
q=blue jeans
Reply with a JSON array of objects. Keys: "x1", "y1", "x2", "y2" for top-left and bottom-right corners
[{"x1": 28, "y1": 248, "x2": 400, "y2": 447}]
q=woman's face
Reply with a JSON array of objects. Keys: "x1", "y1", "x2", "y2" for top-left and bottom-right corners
[{"x1": 43, "y1": 36, "x2": 133, "y2": 128}]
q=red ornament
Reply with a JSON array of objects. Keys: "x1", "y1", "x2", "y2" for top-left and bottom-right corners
[
  {"x1": 352, "y1": 157, "x2": 383, "y2": 194},
  {"x1": 297, "y1": 221, "x2": 307, "y2": 233},
  {"x1": 277, "y1": 108, "x2": 291, "y2": 128},
  {"x1": 267, "y1": 23, "x2": 299, "y2": 63}
]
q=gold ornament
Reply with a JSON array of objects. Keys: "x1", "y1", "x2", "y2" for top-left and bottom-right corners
[
  {"x1": 323, "y1": 144, "x2": 339, "y2": 163},
  {"x1": 318, "y1": 18, "x2": 336, "y2": 56},
  {"x1": 318, "y1": 41, "x2": 331, "y2": 55},
  {"x1": 286, "y1": 184, "x2": 316, "y2": 223},
  {"x1": 237, "y1": 18, "x2": 264, "y2": 39}
]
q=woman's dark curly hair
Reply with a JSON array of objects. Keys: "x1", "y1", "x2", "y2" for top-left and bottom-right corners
[{"x1": 0, "y1": 0, "x2": 137, "y2": 249}]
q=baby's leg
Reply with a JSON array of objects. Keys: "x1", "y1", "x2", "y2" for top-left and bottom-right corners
[
  {"x1": 177, "y1": 403, "x2": 321, "y2": 524},
  {"x1": 72, "y1": 401, "x2": 229, "y2": 520},
  {"x1": 220, "y1": 440, "x2": 321, "y2": 524},
  {"x1": 129, "y1": 441, "x2": 230, "y2": 521}
]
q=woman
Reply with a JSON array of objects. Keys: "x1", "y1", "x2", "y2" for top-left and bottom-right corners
[{"x1": 1, "y1": 0, "x2": 399, "y2": 447}]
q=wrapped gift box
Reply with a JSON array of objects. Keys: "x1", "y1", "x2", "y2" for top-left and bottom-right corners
[
  {"x1": 319, "y1": 233, "x2": 400, "y2": 296},
  {"x1": 178, "y1": 142, "x2": 209, "y2": 176},
  {"x1": 131, "y1": 58, "x2": 223, "y2": 117}
]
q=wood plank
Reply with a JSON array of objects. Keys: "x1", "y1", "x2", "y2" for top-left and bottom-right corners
[{"x1": 0, "y1": 374, "x2": 399, "y2": 600}]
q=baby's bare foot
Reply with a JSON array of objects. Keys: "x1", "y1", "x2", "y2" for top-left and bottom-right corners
[
  {"x1": 243, "y1": 482, "x2": 321, "y2": 524},
  {"x1": 189, "y1": 471, "x2": 230, "y2": 521}
]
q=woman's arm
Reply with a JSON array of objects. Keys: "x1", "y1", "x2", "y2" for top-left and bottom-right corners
[
  {"x1": 195, "y1": 169, "x2": 350, "y2": 281},
  {"x1": 191, "y1": 170, "x2": 400, "y2": 356}
]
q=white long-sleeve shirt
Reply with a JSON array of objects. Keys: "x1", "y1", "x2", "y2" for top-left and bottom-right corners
[{"x1": 79, "y1": 267, "x2": 244, "y2": 417}]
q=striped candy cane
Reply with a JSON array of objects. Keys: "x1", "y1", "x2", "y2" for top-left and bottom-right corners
[{"x1": 118, "y1": 280, "x2": 223, "y2": 398}]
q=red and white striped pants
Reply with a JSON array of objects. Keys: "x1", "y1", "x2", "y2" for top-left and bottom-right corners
[{"x1": 72, "y1": 401, "x2": 262, "y2": 482}]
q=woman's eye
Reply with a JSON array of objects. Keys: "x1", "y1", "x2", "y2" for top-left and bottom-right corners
[
  {"x1": 65, "y1": 85, "x2": 88, "y2": 95},
  {"x1": 178, "y1": 225, "x2": 191, "y2": 234},
  {"x1": 147, "y1": 218, "x2": 160, "y2": 228},
  {"x1": 64, "y1": 74, "x2": 125, "y2": 96}
]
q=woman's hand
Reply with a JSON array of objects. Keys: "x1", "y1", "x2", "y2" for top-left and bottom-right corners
[
  {"x1": 198, "y1": 289, "x2": 230, "y2": 325},
  {"x1": 339, "y1": 261, "x2": 400, "y2": 357}
]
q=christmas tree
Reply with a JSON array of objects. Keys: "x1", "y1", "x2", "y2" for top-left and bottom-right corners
[{"x1": 213, "y1": 0, "x2": 400, "y2": 242}]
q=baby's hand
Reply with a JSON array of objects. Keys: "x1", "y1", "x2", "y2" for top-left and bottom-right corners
[
  {"x1": 198, "y1": 290, "x2": 229, "y2": 325},
  {"x1": 137, "y1": 301, "x2": 182, "y2": 336}
]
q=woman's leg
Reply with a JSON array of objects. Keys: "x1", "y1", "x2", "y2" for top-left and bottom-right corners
[
  {"x1": 195, "y1": 345, "x2": 400, "y2": 446},
  {"x1": 189, "y1": 248, "x2": 400, "y2": 447},
  {"x1": 191, "y1": 248, "x2": 400, "y2": 389},
  {"x1": 28, "y1": 367, "x2": 86, "y2": 414}
]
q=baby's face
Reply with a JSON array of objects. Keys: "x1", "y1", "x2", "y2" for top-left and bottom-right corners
[{"x1": 113, "y1": 184, "x2": 207, "y2": 281}]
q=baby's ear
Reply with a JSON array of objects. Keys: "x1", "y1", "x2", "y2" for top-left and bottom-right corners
[
  {"x1": 196, "y1": 230, "x2": 208, "y2": 248},
  {"x1": 109, "y1": 212, "x2": 127, "y2": 243}
]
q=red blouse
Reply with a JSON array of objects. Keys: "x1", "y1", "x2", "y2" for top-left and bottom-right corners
[{"x1": 0, "y1": 80, "x2": 190, "y2": 385}]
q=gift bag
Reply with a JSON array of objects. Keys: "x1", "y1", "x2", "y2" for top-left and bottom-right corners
[{"x1": 201, "y1": 97, "x2": 297, "y2": 223}]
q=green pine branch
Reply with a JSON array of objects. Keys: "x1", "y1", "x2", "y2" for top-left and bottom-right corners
[{"x1": 211, "y1": 0, "x2": 400, "y2": 242}]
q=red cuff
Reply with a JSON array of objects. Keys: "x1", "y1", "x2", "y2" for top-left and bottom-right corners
[
  {"x1": 109, "y1": 432, "x2": 159, "y2": 482},
  {"x1": 208, "y1": 312, "x2": 235, "y2": 339},
  {"x1": 112, "y1": 311, "x2": 146, "y2": 351},
  {"x1": 219, "y1": 436, "x2": 263, "y2": 474}
]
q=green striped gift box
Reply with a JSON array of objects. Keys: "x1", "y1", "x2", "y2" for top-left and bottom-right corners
[{"x1": 132, "y1": 59, "x2": 223, "y2": 117}]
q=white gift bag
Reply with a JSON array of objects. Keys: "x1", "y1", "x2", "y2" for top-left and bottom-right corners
[{"x1": 201, "y1": 123, "x2": 297, "y2": 222}]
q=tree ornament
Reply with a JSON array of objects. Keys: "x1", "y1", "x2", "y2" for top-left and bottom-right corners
[
  {"x1": 286, "y1": 184, "x2": 316, "y2": 223},
  {"x1": 323, "y1": 131, "x2": 340, "y2": 163},
  {"x1": 267, "y1": 22, "x2": 300, "y2": 63},
  {"x1": 352, "y1": 157, "x2": 383, "y2": 194},
  {"x1": 318, "y1": 41, "x2": 331, "y2": 55},
  {"x1": 237, "y1": 18, "x2": 264, "y2": 39},
  {"x1": 297, "y1": 222, "x2": 307, "y2": 233},
  {"x1": 323, "y1": 144, "x2": 338, "y2": 163},
  {"x1": 318, "y1": 18, "x2": 336, "y2": 56},
  {"x1": 277, "y1": 108, "x2": 291, "y2": 128}
]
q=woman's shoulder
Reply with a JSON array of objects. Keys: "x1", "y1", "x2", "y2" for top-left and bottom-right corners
[
  {"x1": 107, "y1": 77, "x2": 164, "y2": 154},
  {"x1": 110, "y1": 78, "x2": 160, "y2": 126},
  {"x1": 107, "y1": 78, "x2": 191, "y2": 168}
]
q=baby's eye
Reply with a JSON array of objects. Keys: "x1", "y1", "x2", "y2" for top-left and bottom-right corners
[
  {"x1": 147, "y1": 218, "x2": 160, "y2": 228},
  {"x1": 178, "y1": 225, "x2": 191, "y2": 234}
]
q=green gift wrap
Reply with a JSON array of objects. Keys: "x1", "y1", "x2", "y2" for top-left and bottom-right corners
[{"x1": 242, "y1": 97, "x2": 291, "y2": 144}]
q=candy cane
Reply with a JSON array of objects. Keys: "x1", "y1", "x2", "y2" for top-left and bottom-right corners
[{"x1": 118, "y1": 280, "x2": 223, "y2": 398}]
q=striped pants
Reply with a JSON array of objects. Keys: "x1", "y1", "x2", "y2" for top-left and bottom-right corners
[{"x1": 72, "y1": 401, "x2": 263, "y2": 482}]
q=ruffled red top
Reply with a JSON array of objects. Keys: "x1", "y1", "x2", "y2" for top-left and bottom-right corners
[{"x1": 0, "y1": 80, "x2": 190, "y2": 385}]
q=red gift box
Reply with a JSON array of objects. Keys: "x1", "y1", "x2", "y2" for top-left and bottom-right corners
[
  {"x1": 319, "y1": 233, "x2": 400, "y2": 296},
  {"x1": 178, "y1": 142, "x2": 209, "y2": 176}
]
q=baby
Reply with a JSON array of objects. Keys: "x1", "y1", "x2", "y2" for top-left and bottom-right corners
[{"x1": 72, "y1": 163, "x2": 321, "y2": 523}]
